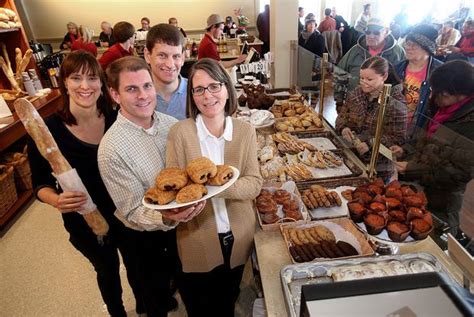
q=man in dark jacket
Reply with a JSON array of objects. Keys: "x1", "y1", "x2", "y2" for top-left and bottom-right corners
[
  {"x1": 395, "y1": 24, "x2": 443, "y2": 140},
  {"x1": 334, "y1": 18, "x2": 405, "y2": 107},
  {"x1": 298, "y1": 17, "x2": 325, "y2": 58}
]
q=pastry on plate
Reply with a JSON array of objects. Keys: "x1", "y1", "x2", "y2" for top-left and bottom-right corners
[
  {"x1": 186, "y1": 157, "x2": 217, "y2": 184},
  {"x1": 144, "y1": 188, "x2": 177, "y2": 205},
  {"x1": 207, "y1": 165, "x2": 234, "y2": 186},
  {"x1": 155, "y1": 167, "x2": 188, "y2": 191},
  {"x1": 176, "y1": 183, "x2": 208, "y2": 203}
]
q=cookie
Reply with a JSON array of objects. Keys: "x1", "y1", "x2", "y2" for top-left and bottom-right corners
[
  {"x1": 155, "y1": 167, "x2": 188, "y2": 191},
  {"x1": 186, "y1": 157, "x2": 217, "y2": 184},
  {"x1": 176, "y1": 184, "x2": 208, "y2": 203}
]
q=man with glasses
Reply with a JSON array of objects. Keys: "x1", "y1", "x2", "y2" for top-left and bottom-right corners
[
  {"x1": 145, "y1": 23, "x2": 188, "y2": 120},
  {"x1": 198, "y1": 14, "x2": 246, "y2": 69},
  {"x1": 334, "y1": 18, "x2": 405, "y2": 108}
]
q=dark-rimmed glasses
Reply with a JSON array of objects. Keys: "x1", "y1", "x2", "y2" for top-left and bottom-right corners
[{"x1": 191, "y1": 82, "x2": 224, "y2": 96}]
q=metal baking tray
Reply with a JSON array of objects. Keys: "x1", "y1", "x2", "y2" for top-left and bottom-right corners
[
  {"x1": 295, "y1": 150, "x2": 363, "y2": 185},
  {"x1": 280, "y1": 252, "x2": 456, "y2": 317},
  {"x1": 297, "y1": 177, "x2": 369, "y2": 220}
]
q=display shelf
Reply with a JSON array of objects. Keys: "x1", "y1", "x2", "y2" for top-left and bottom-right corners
[
  {"x1": 0, "y1": 27, "x2": 19, "y2": 34},
  {"x1": 0, "y1": 189, "x2": 32, "y2": 229}
]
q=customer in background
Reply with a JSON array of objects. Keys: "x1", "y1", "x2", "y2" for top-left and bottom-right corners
[
  {"x1": 331, "y1": 7, "x2": 349, "y2": 32},
  {"x1": 166, "y1": 58, "x2": 262, "y2": 317},
  {"x1": 71, "y1": 26, "x2": 97, "y2": 57},
  {"x1": 392, "y1": 5, "x2": 409, "y2": 38},
  {"x1": 392, "y1": 60, "x2": 474, "y2": 237},
  {"x1": 169, "y1": 17, "x2": 187, "y2": 38},
  {"x1": 60, "y1": 21, "x2": 78, "y2": 50},
  {"x1": 223, "y1": 16, "x2": 237, "y2": 37},
  {"x1": 336, "y1": 56, "x2": 407, "y2": 180},
  {"x1": 137, "y1": 17, "x2": 150, "y2": 32},
  {"x1": 99, "y1": 21, "x2": 115, "y2": 48},
  {"x1": 449, "y1": 2, "x2": 471, "y2": 30},
  {"x1": 298, "y1": 7, "x2": 305, "y2": 35},
  {"x1": 436, "y1": 21, "x2": 461, "y2": 47},
  {"x1": 395, "y1": 24, "x2": 443, "y2": 139},
  {"x1": 447, "y1": 19, "x2": 474, "y2": 63},
  {"x1": 299, "y1": 16, "x2": 325, "y2": 58},
  {"x1": 99, "y1": 56, "x2": 205, "y2": 316},
  {"x1": 318, "y1": 8, "x2": 336, "y2": 33},
  {"x1": 198, "y1": 14, "x2": 246, "y2": 69},
  {"x1": 334, "y1": 18, "x2": 405, "y2": 107},
  {"x1": 354, "y1": 3, "x2": 371, "y2": 34},
  {"x1": 98, "y1": 21, "x2": 135, "y2": 71},
  {"x1": 145, "y1": 23, "x2": 188, "y2": 120},
  {"x1": 256, "y1": 5, "x2": 270, "y2": 54},
  {"x1": 28, "y1": 51, "x2": 145, "y2": 317}
]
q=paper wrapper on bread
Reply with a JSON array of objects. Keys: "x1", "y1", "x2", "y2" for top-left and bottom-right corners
[{"x1": 14, "y1": 98, "x2": 109, "y2": 236}]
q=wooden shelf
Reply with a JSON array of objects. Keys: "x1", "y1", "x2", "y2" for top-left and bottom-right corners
[
  {"x1": 0, "y1": 89, "x2": 62, "y2": 151},
  {"x1": 0, "y1": 189, "x2": 32, "y2": 228},
  {"x1": 0, "y1": 27, "x2": 19, "y2": 34}
]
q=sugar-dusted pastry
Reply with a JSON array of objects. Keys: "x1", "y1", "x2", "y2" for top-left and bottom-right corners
[
  {"x1": 207, "y1": 165, "x2": 234, "y2": 186},
  {"x1": 186, "y1": 157, "x2": 217, "y2": 184},
  {"x1": 176, "y1": 183, "x2": 208, "y2": 203},
  {"x1": 144, "y1": 188, "x2": 177, "y2": 205},
  {"x1": 155, "y1": 167, "x2": 188, "y2": 191}
]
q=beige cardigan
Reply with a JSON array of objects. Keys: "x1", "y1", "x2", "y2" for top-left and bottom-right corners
[{"x1": 166, "y1": 118, "x2": 263, "y2": 272}]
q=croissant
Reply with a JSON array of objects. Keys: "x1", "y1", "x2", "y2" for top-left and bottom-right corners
[
  {"x1": 144, "y1": 188, "x2": 177, "y2": 205},
  {"x1": 176, "y1": 183, "x2": 208, "y2": 203},
  {"x1": 155, "y1": 167, "x2": 189, "y2": 191},
  {"x1": 186, "y1": 157, "x2": 217, "y2": 184},
  {"x1": 207, "y1": 165, "x2": 234, "y2": 186}
]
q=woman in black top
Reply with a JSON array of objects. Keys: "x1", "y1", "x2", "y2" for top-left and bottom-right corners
[
  {"x1": 60, "y1": 22, "x2": 79, "y2": 50},
  {"x1": 28, "y1": 51, "x2": 144, "y2": 317}
]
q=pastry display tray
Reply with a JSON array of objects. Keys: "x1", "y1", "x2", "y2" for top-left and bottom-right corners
[{"x1": 280, "y1": 252, "x2": 456, "y2": 317}]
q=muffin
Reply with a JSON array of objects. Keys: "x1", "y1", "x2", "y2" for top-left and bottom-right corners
[
  {"x1": 348, "y1": 201, "x2": 366, "y2": 223},
  {"x1": 400, "y1": 185, "x2": 417, "y2": 196},
  {"x1": 274, "y1": 189, "x2": 291, "y2": 204},
  {"x1": 387, "y1": 221, "x2": 411, "y2": 242},
  {"x1": 385, "y1": 197, "x2": 402, "y2": 210},
  {"x1": 364, "y1": 212, "x2": 387, "y2": 235},
  {"x1": 353, "y1": 191, "x2": 373, "y2": 204},
  {"x1": 410, "y1": 218, "x2": 433, "y2": 240},
  {"x1": 388, "y1": 209, "x2": 407, "y2": 223},
  {"x1": 385, "y1": 187, "x2": 403, "y2": 200},
  {"x1": 367, "y1": 184, "x2": 384, "y2": 196},
  {"x1": 369, "y1": 201, "x2": 386, "y2": 213}
]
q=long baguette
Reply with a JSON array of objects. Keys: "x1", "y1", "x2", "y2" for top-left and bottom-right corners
[{"x1": 14, "y1": 98, "x2": 109, "y2": 236}]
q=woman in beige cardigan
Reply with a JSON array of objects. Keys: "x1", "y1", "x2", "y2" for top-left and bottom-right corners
[{"x1": 166, "y1": 58, "x2": 263, "y2": 317}]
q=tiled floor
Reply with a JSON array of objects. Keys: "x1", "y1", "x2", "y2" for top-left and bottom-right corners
[{"x1": 0, "y1": 200, "x2": 258, "y2": 316}]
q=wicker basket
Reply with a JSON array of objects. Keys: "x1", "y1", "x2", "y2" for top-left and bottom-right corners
[
  {"x1": 0, "y1": 165, "x2": 18, "y2": 218},
  {"x1": 2, "y1": 148, "x2": 33, "y2": 191}
]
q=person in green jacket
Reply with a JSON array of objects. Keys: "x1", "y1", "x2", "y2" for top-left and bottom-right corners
[{"x1": 334, "y1": 18, "x2": 405, "y2": 109}]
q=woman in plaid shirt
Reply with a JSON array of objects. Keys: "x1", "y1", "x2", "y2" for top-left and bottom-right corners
[{"x1": 335, "y1": 56, "x2": 407, "y2": 179}]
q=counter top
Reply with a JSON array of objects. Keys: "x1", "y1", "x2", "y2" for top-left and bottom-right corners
[{"x1": 254, "y1": 228, "x2": 463, "y2": 317}]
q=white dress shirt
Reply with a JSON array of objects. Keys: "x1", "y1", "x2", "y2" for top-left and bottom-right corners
[{"x1": 196, "y1": 114, "x2": 233, "y2": 233}]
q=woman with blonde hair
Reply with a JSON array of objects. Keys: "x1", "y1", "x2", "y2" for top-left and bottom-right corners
[
  {"x1": 71, "y1": 25, "x2": 98, "y2": 57},
  {"x1": 60, "y1": 21, "x2": 78, "y2": 49}
]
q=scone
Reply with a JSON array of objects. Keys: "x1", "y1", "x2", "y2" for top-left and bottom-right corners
[
  {"x1": 155, "y1": 167, "x2": 189, "y2": 191},
  {"x1": 144, "y1": 188, "x2": 177, "y2": 205},
  {"x1": 186, "y1": 157, "x2": 217, "y2": 184},
  {"x1": 176, "y1": 183, "x2": 208, "y2": 203},
  {"x1": 207, "y1": 165, "x2": 234, "y2": 186}
]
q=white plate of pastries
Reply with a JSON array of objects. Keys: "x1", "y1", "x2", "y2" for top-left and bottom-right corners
[{"x1": 143, "y1": 157, "x2": 240, "y2": 210}]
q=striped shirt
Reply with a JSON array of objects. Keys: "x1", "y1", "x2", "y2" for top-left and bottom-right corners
[{"x1": 98, "y1": 110, "x2": 178, "y2": 231}]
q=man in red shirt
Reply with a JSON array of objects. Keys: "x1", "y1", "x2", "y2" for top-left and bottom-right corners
[
  {"x1": 318, "y1": 8, "x2": 336, "y2": 33},
  {"x1": 99, "y1": 22, "x2": 135, "y2": 71},
  {"x1": 449, "y1": 20, "x2": 474, "y2": 62},
  {"x1": 198, "y1": 14, "x2": 246, "y2": 69}
]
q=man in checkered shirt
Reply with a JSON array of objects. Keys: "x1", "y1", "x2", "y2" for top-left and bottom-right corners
[{"x1": 98, "y1": 56, "x2": 204, "y2": 316}]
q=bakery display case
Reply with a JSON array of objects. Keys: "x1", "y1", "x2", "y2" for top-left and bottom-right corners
[{"x1": 246, "y1": 49, "x2": 473, "y2": 316}]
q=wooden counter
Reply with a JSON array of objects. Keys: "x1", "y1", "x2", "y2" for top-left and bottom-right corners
[{"x1": 254, "y1": 228, "x2": 464, "y2": 317}]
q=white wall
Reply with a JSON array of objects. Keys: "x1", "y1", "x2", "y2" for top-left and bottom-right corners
[{"x1": 18, "y1": 0, "x2": 256, "y2": 40}]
